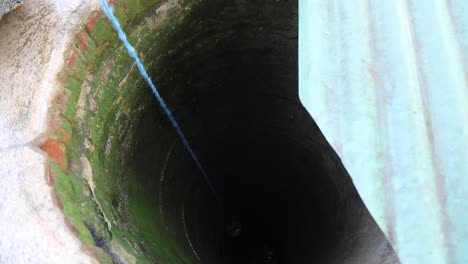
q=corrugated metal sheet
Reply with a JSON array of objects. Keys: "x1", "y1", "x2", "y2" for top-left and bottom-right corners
[{"x1": 299, "y1": 1, "x2": 468, "y2": 263}]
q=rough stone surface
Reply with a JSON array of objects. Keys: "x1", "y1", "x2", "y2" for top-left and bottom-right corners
[
  {"x1": 0, "y1": 0, "x2": 97, "y2": 263},
  {"x1": 0, "y1": 147, "x2": 94, "y2": 264},
  {"x1": 0, "y1": 0, "x2": 22, "y2": 21}
]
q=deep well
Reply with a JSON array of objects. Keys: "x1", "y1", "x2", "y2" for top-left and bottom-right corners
[{"x1": 45, "y1": 0, "x2": 397, "y2": 263}]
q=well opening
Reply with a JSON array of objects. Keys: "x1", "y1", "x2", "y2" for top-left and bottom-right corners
[{"x1": 52, "y1": 1, "x2": 397, "y2": 263}]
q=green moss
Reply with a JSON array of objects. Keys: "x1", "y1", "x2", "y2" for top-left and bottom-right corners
[
  {"x1": 90, "y1": 246, "x2": 115, "y2": 264},
  {"x1": 52, "y1": 162, "x2": 95, "y2": 245},
  {"x1": 63, "y1": 78, "x2": 84, "y2": 120},
  {"x1": 92, "y1": 18, "x2": 116, "y2": 46},
  {"x1": 67, "y1": 54, "x2": 87, "y2": 82},
  {"x1": 52, "y1": 1, "x2": 211, "y2": 263},
  {"x1": 82, "y1": 37, "x2": 100, "y2": 64}
]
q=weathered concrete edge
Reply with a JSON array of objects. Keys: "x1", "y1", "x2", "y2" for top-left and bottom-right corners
[{"x1": 0, "y1": 0, "x2": 99, "y2": 263}]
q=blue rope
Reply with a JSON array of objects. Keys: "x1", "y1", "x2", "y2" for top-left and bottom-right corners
[{"x1": 100, "y1": 0, "x2": 222, "y2": 206}]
